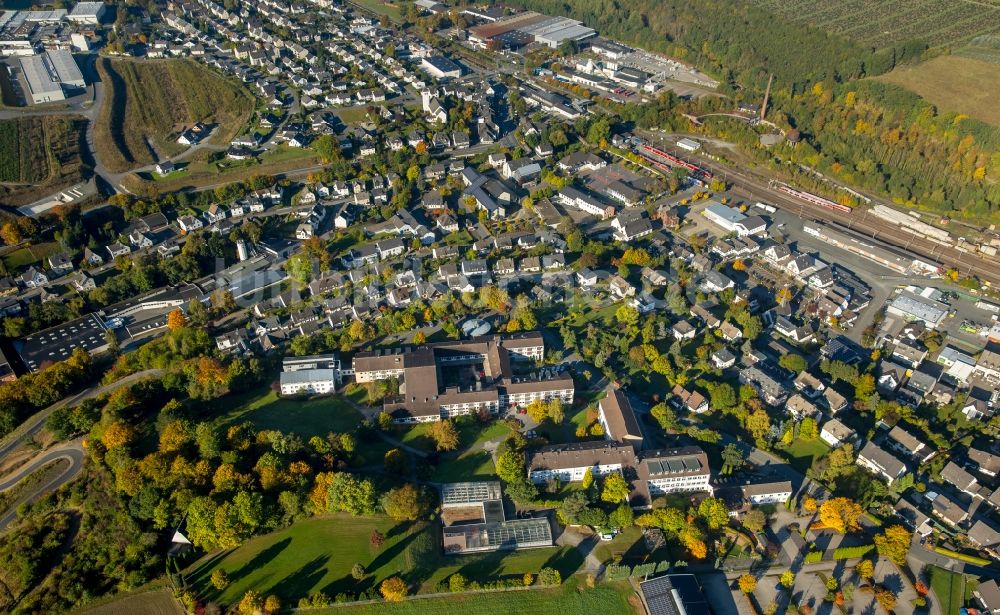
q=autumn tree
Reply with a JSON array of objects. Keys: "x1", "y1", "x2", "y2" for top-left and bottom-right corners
[
  {"x1": 581, "y1": 467, "x2": 594, "y2": 490},
  {"x1": 381, "y1": 484, "x2": 431, "y2": 521},
  {"x1": 383, "y1": 448, "x2": 406, "y2": 474},
  {"x1": 370, "y1": 529, "x2": 385, "y2": 550},
  {"x1": 738, "y1": 574, "x2": 757, "y2": 594},
  {"x1": 819, "y1": 497, "x2": 863, "y2": 534},
  {"x1": 683, "y1": 534, "x2": 708, "y2": 559},
  {"x1": 159, "y1": 420, "x2": 191, "y2": 452},
  {"x1": 238, "y1": 590, "x2": 262, "y2": 615},
  {"x1": 745, "y1": 408, "x2": 771, "y2": 443},
  {"x1": 742, "y1": 509, "x2": 767, "y2": 533},
  {"x1": 874, "y1": 525, "x2": 911, "y2": 565},
  {"x1": 697, "y1": 497, "x2": 730, "y2": 530},
  {"x1": 380, "y1": 576, "x2": 408, "y2": 602},
  {"x1": 855, "y1": 559, "x2": 874, "y2": 581},
  {"x1": 263, "y1": 595, "x2": 281, "y2": 614},
  {"x1": 167, "y1": 308, "x2": 188, "y2": 330},
  {"x1": 430, "y1": 419, "x2": 459, "y2": 451},
  {"x1": 101, "y1": 421, "x2": 136, "y2": 450},
  {"x1": 780, "y1": 570, "x2": 795, "y2": 588},
  {"x1": 351, "y1": 563, "x2": 366, "y2": 580},
  {"x1": 210, "y1": 568, "x2": 230, "y2": 590},
  {"x1": 874, "y1": 586, "x2": 896, "y2": 612},
  {"x1": 449, "y1": 572, "x2": 467, "y2": 592},
  {"x1": 537, "y1": 567, "x2": 561, "y2": 585},
  {"x1": 798, "y1": 417, "x2": 818, "y2": 440},
  {"x1": 601, "y1": 472, "x2": 630, "y2": 504},
  {"x1": 327, "y1": 473, "x2": 377, "y2": 515},
  {"x1": 802, "y1": 495, "x2": 817, "y2": 513}
]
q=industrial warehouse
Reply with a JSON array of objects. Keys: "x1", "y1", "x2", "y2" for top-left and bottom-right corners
[
  {"x1": 468, "y1": 11, "x2": 596, "y2": 50},
  {"x1": 18, "y1": 49, "x2": 85, "y2": 103}
]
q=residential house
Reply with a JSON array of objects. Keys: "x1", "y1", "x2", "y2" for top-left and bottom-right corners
[
  {"x1": 856, "y1": 441, "x2": 907, "y2": 485},
  {"x1": 671, "y1": 385, "x2": 708, "y2": 414},
  {"x1": 597, "y1": 388, "x2": 643, "y2": 446},
  {"x1": 672, "y1": 320, "x2": 697, "y2": 341},
  {"x1": 887, "y1": 425, "x2": 935, "y2": 463},
  {"x1": 106, "y1": 242, "x2": 131, "y2": 260},
  {"x1": 969, "y1": 448, "x2": 1000, "y2": 478},
  {"x1": 941, "y1": 461, "x2": 979, "y2": 497},
  {"x1": 820, "y1": 418, "x2": 856, "y2": 447},
  {"x1": 47, "y1": 254, "x2": 74, "y2": 277}
]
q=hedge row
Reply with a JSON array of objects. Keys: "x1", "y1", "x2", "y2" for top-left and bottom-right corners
[{"x1": 832, "y1": 544, "x2": 874, "y2": 560}]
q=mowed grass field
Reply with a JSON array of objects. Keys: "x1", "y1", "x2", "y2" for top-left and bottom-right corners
[
  {"x1": 94, "y1": 58, "x2": 255, "y2": 173},
  {"x1": 186, "y1": 514, "x2": 421, "y2": 605},
  {"x1": 750, "y1": 0, "x2": 1000, "y2": 47},
  {"x1": 878, "y1": 54, "x2": 1000, "y2": 127},
  {"x1": 347, "y1": 0, "x2": 402, "y2": 22},
  {"x1": 186, "y1": 515, "x2": 587, "y2": 607},
  {"x1": 311, "y1": 580, "x2": 639, "y2": 615},
  {"x1": 76, "y1": 589, "x2": 183, "y2": 615},
  {"x1": 927, "y1": 565, "x2": 970, "y2": 614},
  {"x1": 776, "y1": 438, "x2": 830, "y2": 475},
  {"x1": 214, "y1": 387, "x2": 363, "y2": 439}
]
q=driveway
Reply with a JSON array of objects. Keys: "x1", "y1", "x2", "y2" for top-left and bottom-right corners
[{"x1": 555, "y1": 526, "x2": 603, "y2": 575}]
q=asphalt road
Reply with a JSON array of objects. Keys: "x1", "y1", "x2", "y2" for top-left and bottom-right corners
[
  {"x1": 0, "y1": 368, "x2": 164, "y2": 460},
  {"x1": 0, "y1": 369, "x2": 164, "y2": 531},
  {"x1": 0, "y1": 443, "x2": 85, "y2": 531}
]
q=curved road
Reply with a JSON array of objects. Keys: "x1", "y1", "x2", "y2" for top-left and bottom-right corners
[
  {"x1": 0, "y1": 368, "x2": 164, "y2": 460},
  {"x1": 0, "y1": 443, "x2": 86, "y2": 530},
  {"x1": 0, "y1": 369, "x2": 164, "y2": 531}
]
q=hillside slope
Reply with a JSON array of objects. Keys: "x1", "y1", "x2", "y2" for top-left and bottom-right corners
[{"x1": 94, "y1": 58, "x2": 255, "y2": 173}]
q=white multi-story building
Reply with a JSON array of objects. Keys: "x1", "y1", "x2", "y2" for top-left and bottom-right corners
[
  {"x1": 741, "y1": 481, "x2": 793, "y2": 505},
  {"x1": 279, "y1": 354, "x2": 343, "y2": 396},
  {"x1": 527, "y1": 441, "x2": 633, "y2": 484},
  {"x1": 639, "y1": 448, "x2": 713, "y2": 498}
]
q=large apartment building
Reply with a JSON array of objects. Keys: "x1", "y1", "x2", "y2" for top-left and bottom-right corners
[
  {"x1": 637, "y1": 447, "x2": 713, "y2": 502},
  {"x1": 527, "y1": 441, "x2": 712, "y2": 508},
  {"x1": 352, "y1": 332, "x2": 572, "y2": 422},
  {"x1": 279, "y1": 354, "x2": 344, "y2": 395}
]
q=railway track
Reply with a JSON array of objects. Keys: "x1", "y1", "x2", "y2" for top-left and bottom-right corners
[{"x1": 638, "y1": 131, "x2": 1000, "y2": 286}]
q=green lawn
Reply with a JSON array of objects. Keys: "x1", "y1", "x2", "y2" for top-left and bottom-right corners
[
  {"x1": 347, "y1": 0, "x2": 402, "y2": 22},
  {"x1": 214, "y1": 387, "x2": 363, "y2": 439},
  {"x1": 546, "y1": 400, "x2": 600, "y2": 444},
  {"x1": 776, "y1": 438, "x2": 830, "y2": 474},
  {"x1": 2, "y1": 241, "x2": 61, "y2": 270},
  {"x1": 927, "y1": 565, "x2": 969, "y2": 614},
  {"x1": 185, "y1": 516, "x2": 588, "y2": 607},
  {"x1": 396, "y1": 418, "x2": 511, "y2": 455},
  {"x1": 593, "y1": 526, "x2": 644, "y2": 565},
  {"x1": 310, "y1": 580, "x2": 635, "y2": 615},
  {"x1": 186, "y1": 514, "x2": 423, "y2": 605},
  {"x1": 428, "y1": 449, "x2": 496, "y2": 483},
  {"x1": 336, "y1": 106, "x2": 373, "y2": 125}
]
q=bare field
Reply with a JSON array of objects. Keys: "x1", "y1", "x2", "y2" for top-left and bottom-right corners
[
  {"x1": 76, "y1": 589, "x2": 183, "y2": 615},
  {"x1": 877, "y1": 54, "x2": 1000, "y2": 127}
]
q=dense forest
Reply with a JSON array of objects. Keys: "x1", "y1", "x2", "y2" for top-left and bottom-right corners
[
  {"x1": 501, "y1": 0, "x2": 928, "y2": 92},
  {"x1": 777, "y1": 81, "x2": 1000, "y2": 220}
]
